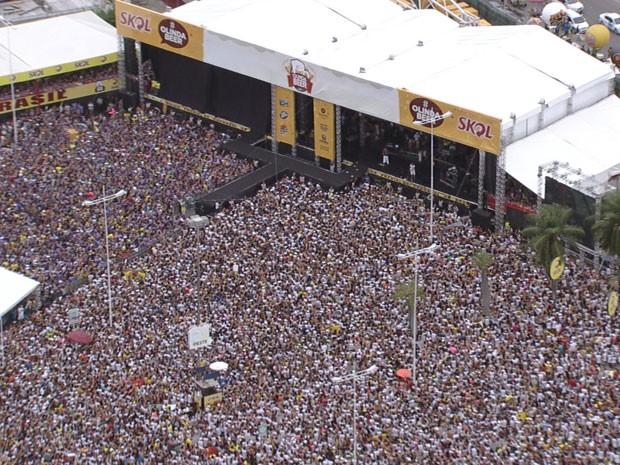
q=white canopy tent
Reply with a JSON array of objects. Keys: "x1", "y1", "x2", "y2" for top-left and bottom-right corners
[
  {"x1": 163, "y1": 0, "x2": 617, "y2": 194},
  {"x1": 0, "y1": 267, "x2": 39, "y2": 365},
  {"x1": 0, "y1": 10, "x2": 118, "y2": 80},
  {"x1": 506, "y1": 94, "x2": 620, "y2": 197},
  {"x1": 0, "y1": 267, "x2": 39, "y2": 318}
]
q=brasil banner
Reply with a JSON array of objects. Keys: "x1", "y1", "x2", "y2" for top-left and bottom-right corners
[{"x1": 0, "y1": 78, "x2": 119, "y2": 114}]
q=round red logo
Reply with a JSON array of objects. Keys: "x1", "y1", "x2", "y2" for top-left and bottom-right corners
[{"x1": 409, "y1": 98, "x2": 446, "y2": 128}]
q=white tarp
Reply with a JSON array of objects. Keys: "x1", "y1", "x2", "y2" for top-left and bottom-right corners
[
  {"x1": 0, "y1": 11, "x2": 118, "y2": 78},
  {"x1": 0, "y1": 267, "x2": 39, "y2": 317},
  {"x1": 506, "y1": 94, "x2": 620, "y2": 197}
]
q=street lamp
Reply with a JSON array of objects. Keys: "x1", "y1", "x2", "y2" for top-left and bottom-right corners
[
  {"x1": 332, "y1": 358, "x2": 379, "y2": 465},
  {"x1": 413, "y1": 111, "x2": 452, "y2": 245},
  {"x1": 0, "y1": 16, "x2": 18, "y2": 151},
  {"x1": 82, "y1": 188, "x2": 127, "y2": 327},
  {"x1": 185, "y1": 215, "x2": 209, "y2": 318},
  {"x1": 397, "y1": 242, "x2": 438, "y2": 386}
]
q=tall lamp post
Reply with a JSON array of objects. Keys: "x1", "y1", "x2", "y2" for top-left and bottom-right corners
[
  {"x1": 396, "y1": 242, "x2": 439, "y2": 385},
  {"x1": 82, "y1": 188, "x2": 127, "y2": 327},
  {"x1": 185, "y1": 215, "x2": 209, "y2": 318},
  {"x1": 413, "y1": 111, "x2": 452, "y2": 245},
  {"x1": 0, "y1": 15, "x2": 18, "y2": 151},
  {"x1": 331, "y1": 355, "x2": 379, "y2": 465}
]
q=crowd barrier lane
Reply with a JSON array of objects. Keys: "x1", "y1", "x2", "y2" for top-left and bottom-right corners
[
  {"x1": 368, "y1": 168, "x2": 476, "y2": 208},
  {"x1": 145, "y1": 94, "x2": 251, "y2": 132}
]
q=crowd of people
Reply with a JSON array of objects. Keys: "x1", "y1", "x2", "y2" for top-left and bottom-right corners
[
  {"x1": 0, "y1": 105, "x2": 619, "y2": 465},
  {"x1": 0, "y1": 104, "x2": 255, "y2": 299}
]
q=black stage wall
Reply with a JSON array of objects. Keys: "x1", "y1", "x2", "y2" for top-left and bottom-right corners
[{"x1": 143, "y1": 45, "x2": 271, "y2": 138}]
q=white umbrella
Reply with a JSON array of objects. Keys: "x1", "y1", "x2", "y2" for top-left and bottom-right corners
[{"x1": 209, "y1": 361, "x2": 229, "y2": 372}]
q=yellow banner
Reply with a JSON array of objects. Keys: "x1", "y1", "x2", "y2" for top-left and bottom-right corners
[
  {"x1": 313, "y1": 98, "x2": 335, "y2": 160},
  {"x1": 0, "y1": 78, "x2": 119, "y2": 114},
  {"x1": 274, "y1": 86, "x2": 295, "y2": 145},
  {"x1": 398, "y1": 90, "x2": 501, "y2": 155},
  {"x1": 115, "y1": 0, "x2": 204, "y2": 62},
  {"x1": 0, "y1": 53, "x2": 118, "y2": 86}
]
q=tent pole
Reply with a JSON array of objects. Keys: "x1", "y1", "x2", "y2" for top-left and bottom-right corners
[{"x1": 1, "y1": 317, "x2": 4, "y2": 367}]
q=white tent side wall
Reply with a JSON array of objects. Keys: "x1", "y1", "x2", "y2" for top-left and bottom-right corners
[{"x1": 0, "y1": 268, "x2": 40, "y2": 317}]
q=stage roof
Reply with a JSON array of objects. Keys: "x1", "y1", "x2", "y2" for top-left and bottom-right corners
[
  {"x1": 506, "y1": 94, "x2": 620, "y2": 198},
  {"x1": 168, "y1": 0, "x2": 615, "y2": 136},
  {"x1": 0, "y1": 267, "x2": 39, "y2": 317},
  {"x1": 0, "y1": 11, "x2": 118, "y2": 80}
]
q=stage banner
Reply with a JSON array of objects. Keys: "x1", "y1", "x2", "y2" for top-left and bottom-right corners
[
  {"x1": 115, "y1": 0, "x2": 204, "y2": 62},
  {"x1": 274, "y1": 86, "x2": 295, "y2": 145},
  {"x1": 0, "y1": 53, "x2": 118, "y2": 87},
  {"x1": 313, "y1": 98, "x2": 335, "y2": 160},
  {"x1": 0, "y1": 78, "x2": 119, "y2": 114},
  {"x1": 398, "y1": 89, "x2": 501, "y2": 155}
]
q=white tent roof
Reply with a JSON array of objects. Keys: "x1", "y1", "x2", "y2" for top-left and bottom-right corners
[
  {"x1": 166, "y1": 0, "x2": 616, "y2": 191},
  {"x1": 0, "y1": 10, "x2": 118, "y2": 78},
  {"x1": 168, "y1": 0, "x2": 614, "y2": 126},
  {"x1": 0, "y1": 267, "x2": 39, "y2": 317},
  {"x1": 506, "y1": 94, "x2": 620, "y2": 197}
]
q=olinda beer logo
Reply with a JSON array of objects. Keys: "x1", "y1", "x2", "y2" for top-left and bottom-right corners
[
  {"x1": 409, "y1": 98, "x2": 446, "y2": 128},
  {"x1": 285, "y1": 59, "x2": 314, "y2": 93},
  {"x1": 158, "y1": 20, "x2": 189, "y2": 48}
]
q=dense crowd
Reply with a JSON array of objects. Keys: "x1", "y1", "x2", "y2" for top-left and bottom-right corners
[
  {"x1": 0, "y1": 104, "x2": 255, "y2": 298},
  {"x1": 1, "y1": 106, "x2": 619, "y2": 465}
]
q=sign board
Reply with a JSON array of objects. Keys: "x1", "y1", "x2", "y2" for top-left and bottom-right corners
[
  {"x1": 549, "y1": 256, "x2": 564, "y2": 280},
  {"x1": 398, "y1": 90, "x2": 501, "y2": 155},
  {"x1": 203, "y1": 392, "x2": 223, "y2": 405},
  {"x1": 608, "y1": 290, "x2": 618, "y2": 317},
  {"x1": 188, "y1": 323, "x2": 212, "y2": 350},
  {"x1": 115, "y1": 0, "x2": 204, "y2": 62}
]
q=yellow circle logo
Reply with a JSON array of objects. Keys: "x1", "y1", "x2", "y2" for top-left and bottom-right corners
[{"x1": 549, "y1": 257, "x2": 564, "y2": 280}]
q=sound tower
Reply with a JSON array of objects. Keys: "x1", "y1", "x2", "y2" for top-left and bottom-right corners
[{"x1": 470, "y1": 208, "x2": 495, "y2": 232}]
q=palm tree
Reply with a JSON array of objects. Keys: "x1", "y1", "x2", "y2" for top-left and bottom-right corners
[
  {"x1": 393, "y1": 279, "x2": 424, "y2": 333},
  {"x1": 591, "y1": 191, "x2": 620, "y2": 283},
  {"x1": 522, "y1": 203, "x2": 585, "y2": 274},
  {"x1": 473, "y1": 249, "x2": 493, "y2": 316}
]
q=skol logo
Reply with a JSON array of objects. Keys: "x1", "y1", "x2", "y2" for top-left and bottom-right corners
[
  {"x1": 457, "y1": 116, "x2": 494, "y2": 140},
  {"x1": 119, "y1": 11, "x2": 153, "y2": 32}
]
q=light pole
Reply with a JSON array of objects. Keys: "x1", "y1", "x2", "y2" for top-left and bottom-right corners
[
  {"x1": 0, "y1": 16, "x2": 18, "y2": 151},
  {"x1": 82, "y1": 188, "x2": 127, "y2": 327},
  {"x1": 396, "y1": 242, "x2": 438, "y2": 385},
  {"x1": 331, "y1": 356, "x2": 379, "y2": 465},
  {"x1": 185, "y1": 216, "x2": 209, "y2": 318},
  {"x1": 413, "y1": 111, "x2": 452, "y2": 245}
]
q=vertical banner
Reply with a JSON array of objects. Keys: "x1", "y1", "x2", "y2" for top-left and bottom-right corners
[
  {"x1": 274, "y1": 86, "x2": 296, "y2": 146},
  {"x1": 313, "y1": 98, "x2": 335, "y2": 160}
]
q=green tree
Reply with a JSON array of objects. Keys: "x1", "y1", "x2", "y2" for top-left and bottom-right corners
[
  {"x1": 473, "y1": 249, "x2": 493, "y2": 316},
  {"x1": 522, "y1": 203, "x2": 585, "y2": 274},
  {"x1": 591, "y1": 191, "x2": 620, "y2": 282}
]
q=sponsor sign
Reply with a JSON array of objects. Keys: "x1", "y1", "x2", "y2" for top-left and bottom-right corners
[
  {"x1": 203, "y1": 392, "x2": 223, "y2": 405},
  {"x1": 285, "y1": 59, "x2": 314, "y2": 94},
  {"x1": 398, "y1": 90, "x2": 501, "y2": 155},
  {"x1": 274, "y1": 86, "x2": 296, "y2": 145},
  {"x1": 115, "y1": 0, "x2": 204, "y2": 61},
  {"x1": 188, "y1": 323, "x2": 213, "y2": 350},
  {"x1": 0, "y1": 78, "x2": 118, "y2": 115},
  {"x1": 0, "y1": 53, "x2": 118, "y2": 86},
  {"x1": 608, "y1": 290, "x2": 618, "y2": 317},
  {"x1": 313, "y1": 98, "x2": 335, "y2": 160},
  {"x1": 549, "y1": 256, "x2": 564, "y2": 280}
]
